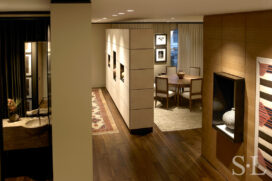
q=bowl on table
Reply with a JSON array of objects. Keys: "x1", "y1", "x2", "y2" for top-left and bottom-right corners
[{"x1": 177, "y1": 72, "x2": 185, "y2": 79}]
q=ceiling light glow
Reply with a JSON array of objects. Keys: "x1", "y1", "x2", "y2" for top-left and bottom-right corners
[
  {"x1": 118, "y1": 12, "x2": 125, "y2": 15},
  {"x1": 112, "y1": 14, "x2": 118, "y2": 17},
  {"x1": 127, "y1": 9, "x2": 135, "y2": 12}
]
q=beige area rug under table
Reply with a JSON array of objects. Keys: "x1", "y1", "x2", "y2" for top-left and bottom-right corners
[{"x1": 154, "y1": 101, "x2": 202, "y2": 132}]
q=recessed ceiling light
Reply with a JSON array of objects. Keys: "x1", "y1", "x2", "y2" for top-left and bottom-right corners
[
  {"x1": 112, "y1": 14, "x2": 118, "y2": 17},
  {"x1": 127, "y1": 9, "x2": 135, "y2": 12},
  {"x1": 102, "y1": 17, "x2": 108, "y2": 20},
  {"x1": 118, "y1": 12, "x2": 125, "y2": 15}
]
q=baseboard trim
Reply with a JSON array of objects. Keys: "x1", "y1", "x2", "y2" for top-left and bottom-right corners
[{"x1": 130, "y1": 127, "x2": 153, "y2": 135}]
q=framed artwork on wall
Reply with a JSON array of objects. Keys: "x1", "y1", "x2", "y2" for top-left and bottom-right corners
[
  {"x1": 25, "y1": 42, "x2": 32, "y2": 53},
  {"x1": 26, "y1": 77, "x2": 32, "y2": 98},
  {"x1": 254, "y1": 57, "x2": 272, "y2": 179},
  {"x1": 155, "y1": 48, "x2": 167, "y2": 62},
  {"x1": 48, "y1": 52, "x2": 51, "y2": 74},
  {"x1": 25, "y1": 54, "x2": 32, "y2": 76},
  {"x1": 155, "y1": 34, "x2": 167, "y2": 46},
  {"x1": 26, "y1": 99, "x2": 32, "y2": 111}
]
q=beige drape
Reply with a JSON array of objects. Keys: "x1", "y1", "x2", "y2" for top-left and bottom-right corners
[{"x1": 177, "y1": 24, "x2": 203, "y2": 76}]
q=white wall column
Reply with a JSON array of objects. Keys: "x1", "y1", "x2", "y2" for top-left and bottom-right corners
[{"x1": 50, "y1": 3, "x2": 92, "y2": 181}]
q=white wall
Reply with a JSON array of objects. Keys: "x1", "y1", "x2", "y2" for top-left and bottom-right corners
[
  {"x1": 51, "y1": 4, "x2": 93, "y2": 181},
  {"x1": 111, "y1": 23, "x2": 177, "y2": 77},
  {"x1": 91, "y1": 24, "x2": 111, "y2": 88},
  {"x1": 106, "y1": 29, "x2": 154, "y2": 130}
]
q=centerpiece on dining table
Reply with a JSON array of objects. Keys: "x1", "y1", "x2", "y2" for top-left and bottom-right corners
[{"x1": 177, "y1": 72, "x2": 185, "y2": 79}]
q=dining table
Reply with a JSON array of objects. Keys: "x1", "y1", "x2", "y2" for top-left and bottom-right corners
[{"x1": 158, "y1": 73, "x2": 201, "y2": 105}]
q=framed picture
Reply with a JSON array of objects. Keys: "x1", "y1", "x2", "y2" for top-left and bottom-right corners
[
  {"x1": 254, "y1": 57, "x2": 272, "y2": 179},
  {"x1": 155, "y1": 48, "x2": 167, "y2": 62},
  {"x1": 26, "y1": 99, "x2": 32, "y2": 111},
  {"x1": 48, "y1": 52, "x2": 51, "y2": 74},
  {"x1": 26, "y1": 77, "x2": 32, "y2": 98},
  {"x1": 155, "y1": 34, "x2": 167, "y2": 46},
  {"x1": 25, "y1": 42, "x2": 32, "y2": 53},
  {"x1": 25, "y1": 54, "x2": 32, "y2": 76}
]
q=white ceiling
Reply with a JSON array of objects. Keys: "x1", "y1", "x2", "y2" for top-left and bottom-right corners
[
  {"x1": 1, "y1": 0, "x2": 272, "y2": 23},
  {"x1": 92, "y1": 0, "x2": 272, "y2": 23}
]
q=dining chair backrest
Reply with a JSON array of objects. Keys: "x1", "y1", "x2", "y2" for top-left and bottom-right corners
[
  {"x1": 191, "y1": 78, "x2": 202, "y2": 94},
  {"x1": 166, "y1": 66, "x2": 177, "y2": 76},
  {"x1": 189, "y1": 67, "x2": 200, "y2": 76},
  {"x1": 155, "y1": 77, "x2": 168, "y2": 94}
]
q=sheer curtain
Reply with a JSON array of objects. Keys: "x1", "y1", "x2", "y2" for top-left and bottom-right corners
[{"x1": 177, "y1": 24, "x2": 203, "y2": 76}]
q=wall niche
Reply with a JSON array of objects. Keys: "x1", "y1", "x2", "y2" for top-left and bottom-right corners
[
  {"x1": 120, "y1": 63, "x2": 124, "y2": 82},
  {"x1": 113, "y1": 51, "x2": 116, "y2": 81},
  {"x1": 108, "y1": 54, "x2": 110, "y2": 68},
  {"x1": 212, "y1": 72, "x2": 245, "y2": 143}
]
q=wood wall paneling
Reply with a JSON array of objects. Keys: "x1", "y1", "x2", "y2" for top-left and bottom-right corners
[
  {"x1": 130, "y1": 29, "x2": 153, "y2": 49},
  {"x1": 130, "y1": 49, "x2": 154, "y2": 69},
  {"x1": 130, "y1": 89, "x2": 154, "y2": 110},
  {"x1": 130, "y1": 69, "x2": 154, "y2": 90},
  {"x1": 130, "y1": 108, "x2": 154, "y2": 129},
  {"x1": 203, "y1": 10, "x2": 272, "y2": 181},
  {"x1": 245, "y1": 11, "x2": 272, "y2": 181}
]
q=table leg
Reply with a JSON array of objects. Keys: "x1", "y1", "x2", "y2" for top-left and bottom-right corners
[{"x1": 177, "y1": 85, "x2": 180, "y2": 106}]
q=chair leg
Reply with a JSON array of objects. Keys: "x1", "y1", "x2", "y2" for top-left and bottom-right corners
[
  {"x1": 189, "y1": 99, "x2": 192, "y2": 112},
  {"x1": 166, "y1": 98, "x2": 169, "y2": 109}
]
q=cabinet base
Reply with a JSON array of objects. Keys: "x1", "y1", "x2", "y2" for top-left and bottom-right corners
[{"x1": 130, "y1": 127, "x2": 153, "y2": 135}]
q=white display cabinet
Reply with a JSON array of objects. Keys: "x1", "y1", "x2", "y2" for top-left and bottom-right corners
[{"x1": 106, "y1": 29, "x2": 154, "y2": 133}]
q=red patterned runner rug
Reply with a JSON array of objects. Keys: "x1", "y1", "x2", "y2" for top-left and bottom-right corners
[{"x1": 92, "y1": 89, "x2": 119, "y2": 135}]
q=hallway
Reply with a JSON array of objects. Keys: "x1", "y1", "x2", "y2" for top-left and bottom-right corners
[{"x1": 93, "y1": 89, "x2": 224, "y2": 181}]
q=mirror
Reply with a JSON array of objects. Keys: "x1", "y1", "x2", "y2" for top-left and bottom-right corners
[{"x1": 3, "y1": 41, "x2": 52, "y2": 180}]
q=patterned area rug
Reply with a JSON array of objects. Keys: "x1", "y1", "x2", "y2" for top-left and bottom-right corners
[{"x1": 92, "y1": 89, "x2": 119, "y2": 135}]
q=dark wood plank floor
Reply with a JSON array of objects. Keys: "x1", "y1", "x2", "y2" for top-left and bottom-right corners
[
  {"x1": 7, "y1": 88, "x2": 225, "y2": 181},
  {"x1": 93, "y1": 89, "x2": 225, "y2": 181}
]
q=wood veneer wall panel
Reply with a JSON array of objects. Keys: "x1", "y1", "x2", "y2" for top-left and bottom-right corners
[
  {"x1": 221, "y1": 14, "x2": 246, "y2": 78},
  {"x1": 244, "y1": 11, "x2": 272, "y2": 181},
  {"x1": 203, "y1": 10, "x2": 272, "y2": 181},
  {"x1": 130, "y1": 69, "x2": 154, "y2": 89},
  {"x1": 130, "y1": 49, "x2": 154, "y2": 69},
  {"x1": 204, "y1": 14, "x2": 245, "y2": 181},
  {"x1": 130, "y1": 108, "x2": 154, "y2": 129},
  {"x1": 130, "y1": 29, "x2": 153, "y2": 49},
  {"x1": 130, "y1": 89, "x2": 154, "y2": 109},
  {"x1": 202, "y1": 16, "x2": 222, "y2": 163}
]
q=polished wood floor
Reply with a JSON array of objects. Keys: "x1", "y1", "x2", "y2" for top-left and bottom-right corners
[
  {"x1": 6, "y1": 88, "x2": 224, "y2": 181},
  {"x1": 93, "y1": 89, "x2": 225, "y2": 181}
]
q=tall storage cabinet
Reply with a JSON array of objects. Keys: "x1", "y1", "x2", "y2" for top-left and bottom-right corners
[{"x1": 106, "y1": 29, "x2": 154, "y2": 132}]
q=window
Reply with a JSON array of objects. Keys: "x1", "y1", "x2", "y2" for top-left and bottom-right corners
[{"x1": 170, "y1": 29, "x2": 178, "y2": 67}]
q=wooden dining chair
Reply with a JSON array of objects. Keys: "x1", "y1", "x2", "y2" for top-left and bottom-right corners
[
  {"x1": 155, "y1": 77, "x2": 176, "y2": 109},
  {"x1": 180, "y1": 78, "x2": 202, "y2": 111},
  {"x1": 166, "y1": 66, "x2": 177, "y2": 76},
  {"x1": 166, "y1": 66, "x2": 177, "y2": 92}
]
